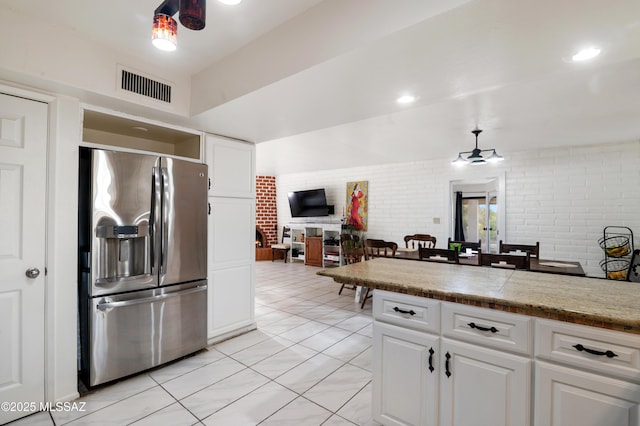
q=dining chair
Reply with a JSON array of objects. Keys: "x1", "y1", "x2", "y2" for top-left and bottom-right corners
[
  {"x1": 403, "y1": 234, "x2": 437, "y2": 249},
  {"x1": 337, "y1": 233, "x2": 362, "y2": 295},
  {"x1": 271, "y1": 226, "x2": 291, "y2": 263},
  {"x1": 418, "y1": 247, "x2": 459, "y2": 264},
  {"x1": 447, "y1": 238, "x2": 481, "y2": 252},
  {"x1": 360, "y1": 239, "x2": 398, "y2": 308},
  {"x1": 480, "y1": 252, "x2": 530, "y2": 270},
  {"x1": 499, "y1": 240, "x2": 540, "y2": 258},
  {"x1": 364, "y1": 239, "x2": 398, "y2": 260}
]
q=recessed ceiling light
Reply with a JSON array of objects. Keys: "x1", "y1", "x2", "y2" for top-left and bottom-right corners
[
  {"x1": 218, "y1": 0, "x2": 242, "y2": 5},
  {"x1": 397, "y1": 95, "x2": 416, "y2": 104},
  {"x1": 572, "y1": 47, "x2": 601, "y2": 62}
]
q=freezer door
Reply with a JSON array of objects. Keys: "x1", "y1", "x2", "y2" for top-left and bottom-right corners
[
  {"x1": 87, "y1": 281, "x2": 207, "y2": 386},
  {"x1": 89, "y1": 149, "x2": 160, "y2": 296},
  {"x1": 160, "y1": 158, "x2": 208, "y2": 286}
]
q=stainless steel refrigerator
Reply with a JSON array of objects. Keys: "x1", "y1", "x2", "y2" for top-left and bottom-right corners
[{"x1": 78, "y1": 147, "x2": 208, "y2": 387}]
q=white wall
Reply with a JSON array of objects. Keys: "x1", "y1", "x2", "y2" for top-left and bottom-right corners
[
  {"x1": 277, "y1": 141, "x2": 640, "y2": 277},
  {"x1": 0, "y1": 8, "x2": 191, "y2": 117}
]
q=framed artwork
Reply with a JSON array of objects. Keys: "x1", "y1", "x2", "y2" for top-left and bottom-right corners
[{"x1": 346, "y1": 181, "x2": 368, "y2": 231}]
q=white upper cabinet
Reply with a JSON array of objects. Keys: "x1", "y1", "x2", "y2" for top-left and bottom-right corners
[{"x1": 205, "y1": 134, "x2": 255, "y2": 198}]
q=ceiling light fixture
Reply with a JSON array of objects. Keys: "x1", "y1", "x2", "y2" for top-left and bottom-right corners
[
  {"x1": 572, "y1": 47, "x2": 601, "y2": 62},
  {"x1": 397, "y1": 95, "x2": 416, "y2": 104},
  {"x1": 152, "y1": 0, "x2": 208, "y2": 51},
  {"x1": 152, "y1": 13, "x2": 178, "y2": 51},
  {"x1": 218, "y1": 0, "x2": 243, "y2": 5},
  {"x1": 452, "y1": 128, "x2": 503, "y2": 166},
  {"x1": 180, "y1": 0, "x2": 206, "y2": 30}
]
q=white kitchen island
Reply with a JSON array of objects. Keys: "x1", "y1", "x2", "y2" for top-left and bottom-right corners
[{"x1": 319, "y1": 258, "x2": 640, "y2": 426}]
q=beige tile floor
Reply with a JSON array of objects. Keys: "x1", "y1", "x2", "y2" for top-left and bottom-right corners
[{"x1": 13, "y1": 261, "x2": 376, "y2": 425}]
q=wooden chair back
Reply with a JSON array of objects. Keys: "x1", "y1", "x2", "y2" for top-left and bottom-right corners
[
  {"x1": 271, "y1": 226, "x2": 291, "y2": 263},
  {"x1": 363, "y1": 239, "x2": 398, "y2": 260},
  {"x1": 447, "y1": 238, "x2": 481, "y2": 252},
  {"x1": 419, "y1": 247, "x2": 459, "y2": 264},
  {"x1": 499, "y1": 240, "x2": 539, "y2": 258},
  {"x1": 404, "y1": 234, "x2": 437, "y2": 249},
  {"x1": 480, "y1": 252, "x2": 530, "y2": 270},
  {"x1": 340, "y1": 234, "x2": 362, "y2": 264}
]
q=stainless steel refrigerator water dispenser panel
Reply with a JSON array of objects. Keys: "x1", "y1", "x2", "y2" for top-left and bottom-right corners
[{"x1": 94, "y1": 224, "x2": 151, "y2": 286}]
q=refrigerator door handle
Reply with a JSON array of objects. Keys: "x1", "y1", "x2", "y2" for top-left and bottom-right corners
[
  {"x1": 160, "y1": 167, "x2": 169, "y2": 275},
  {"x1": 96, "y1": 285, "x2": 207, "y2": 311},
  {"x1": 150, "y1": 167, "x2": 157, "y2": 273}
]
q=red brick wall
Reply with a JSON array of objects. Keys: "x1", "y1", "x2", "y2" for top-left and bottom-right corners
[{"x1": 256, "y1": 176, "x2": 278, "y2": 247}]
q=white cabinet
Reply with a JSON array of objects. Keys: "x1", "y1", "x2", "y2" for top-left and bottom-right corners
[
  {"x1": 205, "y1": 134, "x2": 254, "y2": 198},
  {"x1": 207, "y1": 197, "x2": 254, "y2": 268},
  {"x1": 534, "y1": 319, "x2": 640, "y2": 426},
  {"x1": 440, "y1": 339, "x2": 531, "y2": 426},
  {"x1": 208, "y1": 265, "x2": 253, "y2": 336},
  {"x1": 287, "y1": 223, "x2": 342, "y2": 267},
  {"x1": 373, "y1": 291, "x2": 532, "y2": 426},
  {"x1": 205, "y1": 134, "x2": 255, "y2": 342},
  {"x1": 373, "y1": 321, "x2": 439, "y2": 426},
  {"x1": 535, "y1": 361, "x2": 640, "y2": 426},
  {"x1": 373, "y1": 290, "x2": 640, "y2": 426}
]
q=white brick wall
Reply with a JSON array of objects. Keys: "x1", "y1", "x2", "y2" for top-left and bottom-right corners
[{"x1": 276, "y1": 141, "x2": 640, "y2": 277}]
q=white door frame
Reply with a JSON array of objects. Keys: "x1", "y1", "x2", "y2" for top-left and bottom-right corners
[
  {"x1": 449, "y1": 172, "x2": 506, "y2": 251},
  {"x1": 0, "y1": 82, "x2": 75, "y2": 408}
]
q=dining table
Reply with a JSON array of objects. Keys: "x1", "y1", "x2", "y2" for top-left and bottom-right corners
[{"x1": 392, "y1": 247, "x2": 585, "y2": 276}]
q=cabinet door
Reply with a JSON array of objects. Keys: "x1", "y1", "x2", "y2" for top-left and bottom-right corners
[
  {"x1": 208, "y1": 265, "x2": 254, "y2": 338},
  {"x1": 208, "y1": 197, "x2": 254, "y2": 269},
  {"x1": 439, "y1": 338, "x2": 531, "y2": 426},
  {"x1": 373, "y1": 321, "x2": 439, "y2": 426},
  {"x1": 205, "y1": 134, "x2": 255, "y2": 198},
  {"x1": 535, "y1": 361, "x2": 640, "y2": 426},
  {"x1": 305, "y1": 237, "x2": 323, "y2": 267}
]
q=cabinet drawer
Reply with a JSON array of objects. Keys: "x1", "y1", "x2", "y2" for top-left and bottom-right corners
[
  {"x1": 373, "y1": 290, "x2": 440, "y2": 333},
  {"x1": 441, "y1": 302, "x2": 533, "y2": 356},
  {"x1": 536, "y1": 319, "x2": 640, "y2": 383}
]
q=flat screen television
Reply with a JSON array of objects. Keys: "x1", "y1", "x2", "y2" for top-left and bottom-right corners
[{"x1": 288, "y1": 189, "x2": 329, "y2": 217}]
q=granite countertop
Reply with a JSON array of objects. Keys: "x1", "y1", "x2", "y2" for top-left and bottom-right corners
[{"x1": 318, "y1": 258, "x2": 640, "y2": 334}]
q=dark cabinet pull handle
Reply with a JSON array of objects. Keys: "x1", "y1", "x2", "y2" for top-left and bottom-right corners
[
  {"x1": 445, "y1": 352, "x2": 451, "y2": 378},
  {"x1": 428, "y1": 347, "x2": 435, "y2": 373},
  {"x1": 468, "y1": 322, "x2": 498, "y2": 333},
  {"x1": 393, "y1": 306, "x2": 416, "y2": 315},
  {"x1": 208, "y1": 202, "x2": 211, "y2": 215},
  {"x1": 573, "y1": 344, "x2": 618, "y2": 358}
]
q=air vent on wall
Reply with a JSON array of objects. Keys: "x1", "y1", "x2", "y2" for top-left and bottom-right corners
[{"x1": 119, "y1": 69, "x2": 172, "y2": 103}]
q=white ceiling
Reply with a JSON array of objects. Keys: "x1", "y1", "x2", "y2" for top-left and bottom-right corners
[{"x1": 2, "y1": 0, "x2": 640, "y2": 176}]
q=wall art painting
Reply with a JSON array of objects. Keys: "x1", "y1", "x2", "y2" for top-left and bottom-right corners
[{"x1": 346, "y1": 181, "x2": 368, "y2": 231}]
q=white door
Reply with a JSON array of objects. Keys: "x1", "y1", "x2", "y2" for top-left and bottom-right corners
[
  {"x1": 373, "y1": 321, "x2": 439, "y2": 426},
  {"x1": 439, "y1": 338, "x2": 531, "y2": 426},
  {"x1": 0, "y1": 93, "x2": 48, "y2": 423}
]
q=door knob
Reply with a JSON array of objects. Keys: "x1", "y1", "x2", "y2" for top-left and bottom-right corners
[{"x1": 25, "y1": 268, "x2": 40, "y2": 279}]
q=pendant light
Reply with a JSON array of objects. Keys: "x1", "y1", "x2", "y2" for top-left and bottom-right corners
[
  {"x1": 180, "y1": 0, "x2": 206, "y2": 31},
  {"x1": 452, "y1": 128, "x2": 503, "y2": 166},
  {"x1": 152, "y1": 0, "x2": 242, "y2": 51},
  {"x1": 152, "y1": 13, "x2": 178, "y2": 51}
]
